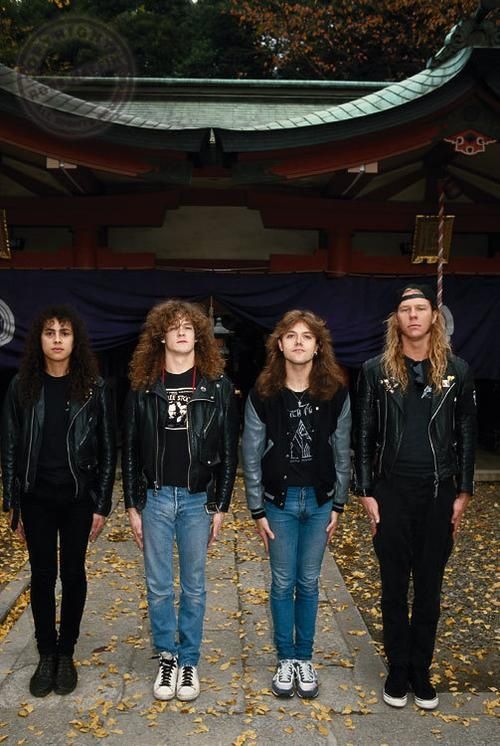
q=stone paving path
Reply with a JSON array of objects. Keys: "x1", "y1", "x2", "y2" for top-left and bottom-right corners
[{"x1": 0, "y1": 483, "x2": 496, "y2": 745}]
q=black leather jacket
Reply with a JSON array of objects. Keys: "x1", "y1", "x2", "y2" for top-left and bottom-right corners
[
  {"x1": 1, "y1": 374, "x2": 116, "y2": 515},
  {"x1": 121, "y1": 374, "x2": 239, "y2": 513},
  {"x1": 354, "y1": 354, "x2": 476, "y2": 496}
]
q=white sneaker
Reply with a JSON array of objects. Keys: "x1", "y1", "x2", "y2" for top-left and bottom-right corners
[
  {"x1": 176, "y1": 665, "x2": 200, "y2": 701},
  {"x1": 294, "y1": 659, "x2": 319, "y2": 699},
  {"x1": 153, "y1": 652, "x2": 178, "y2": 700},
  {"x1": 272, "y1": 659, "x2": 295, "y2": 698}
]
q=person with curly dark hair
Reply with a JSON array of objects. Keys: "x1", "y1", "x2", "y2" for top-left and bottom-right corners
[
  {"x1": 1, "y1": 305, "x2": 116, "y2": 698},
  {"x1": 122, "y1": 299, "x2": 239, "y2": 702},
  {"x1": 242, "y1": 310, "x2": 351, "y2": 699}
]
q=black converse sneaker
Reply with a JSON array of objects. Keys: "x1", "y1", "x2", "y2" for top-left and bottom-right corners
[
  {"x1": 153, "y1": 652, "x2": 178, "y2": 701},
  {"x1": 271, "y1": 659, "x2": 295, "y2": 698},
  {"x1": 383, "y1": 666, "x2": 408, "y2": 707},
  {"x1": 294, "y1": 659, "x2": 319, "y2": 699},
  {"x1": 409, "y1": 667, "x2": 439, "y2": 710}
]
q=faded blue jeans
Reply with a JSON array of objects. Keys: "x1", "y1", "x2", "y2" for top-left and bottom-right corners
[
  {"x1": 142, "y1": 487, "x2": 211, "y2": 666},
  {"x1": 266, "y1": 487, "x2": 332, "y2": 660}
]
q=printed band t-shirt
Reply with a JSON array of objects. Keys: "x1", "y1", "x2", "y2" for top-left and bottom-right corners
[
  {"x1": 284, "y1": 388, "x2": 316, "y2": 486},
  {"x1": 161, "y1": 368, "x2": 194, "y2": 487}
]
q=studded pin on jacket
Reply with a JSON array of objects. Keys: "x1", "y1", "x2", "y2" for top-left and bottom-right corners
[{"x1": 353, "y1": 353, "x2": 476, "y2": 497}]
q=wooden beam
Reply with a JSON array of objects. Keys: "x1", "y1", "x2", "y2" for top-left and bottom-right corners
[
  {"x1": 0, "y1": 191, "x2": 180, "y2": 226},
  {"x1": 239, "y1": 121, "x2": 443, "y2": 178},
  {"x1": 0, "y1": 111, "x2": 185, "y2": 177},
  {"x1": 365, "y1": 168, "x2": 426, "y2": 201},
  {"x1": 0, "y1": 159, "x2": 63, "y2": 197},
  {"x1": 49, "y1": 167, "x2": 105, "y2": 196}
]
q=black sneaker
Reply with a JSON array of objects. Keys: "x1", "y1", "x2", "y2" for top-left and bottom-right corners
[
  {"x1": 29, "y1": 654, "x2": 57, "y2": 697},
  {"x1": 383, "y1": 665, "x2": 408, "y2": 707},
  {"x1": 54, "y1": 655, "x2": 78, "y2": 695},
  {"x1": 409, "y1": 667, "x2": 439, "y2": 710}
]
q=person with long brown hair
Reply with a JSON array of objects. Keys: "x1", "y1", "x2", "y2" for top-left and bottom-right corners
[
  {"x1": 242, "y1": 309, "x2": 351, "y2": 699},
  {"x1": 1, "y1": 305, "x2": 116, "y2": 697},
  {"x1": 354, "y1": 284, "x2": 476, "y2": 711},
  {"x1": 122, "y1": 299, "x2": 238, "y2": 702}
]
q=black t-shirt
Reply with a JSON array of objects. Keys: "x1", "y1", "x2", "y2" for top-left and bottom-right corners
[
  {"x1": 161, "y1": 368, "x2": 194, "y2": 487},
  {"x1": 393, "y1": 358, "x2": 434, "y2": 477},
  {"x1": 35, "y1": 372, "x2": 74, "y2": 500},
  {"x1": 284, "y1": 388, "x2": 316, "y2": 486}
]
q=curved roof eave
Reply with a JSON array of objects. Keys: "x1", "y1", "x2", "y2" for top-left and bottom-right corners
[
  {"x1": 215, "y1": 48, "x2": 475, "y2": 152},
  {"x1": 0, "y1": 64, "x2": 210, "y2": 152}
]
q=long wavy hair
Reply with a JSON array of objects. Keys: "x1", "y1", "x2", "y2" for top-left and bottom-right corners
[
  {"x1": 382, "y1": 309, "x2": 451, "y2": 391},
  {"x1": 129, "y1": 300, "x2": 224, "y2": 390},
  {"x1": 19, "y1": 305, "x2": 99, "y2": 406},
  {"x1": 255, "y1": 309, "x2": 345, "y2": 399}
]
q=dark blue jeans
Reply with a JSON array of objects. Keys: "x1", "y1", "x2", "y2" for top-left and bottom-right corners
[
  {"x1": 266, "y1": 487, "x2": 332, "y2": 660},
  {"x1": 373, "y1": 476, "x2": 455, "y2": 670},
  {"x1": 21, "y1": 493, "x2": 94, "y2": 656}
]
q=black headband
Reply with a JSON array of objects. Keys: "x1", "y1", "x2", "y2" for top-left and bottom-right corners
[{"x1": 395, "y1": 284, "x2": 437, "y2": 310}]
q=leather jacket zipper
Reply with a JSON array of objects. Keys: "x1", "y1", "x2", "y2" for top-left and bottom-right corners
[
  {"x1": 377, "y1": 389, "x2": 388, "y2": 473},
  {"x1": 154, "y1": 397, "x2": 160, "y2": 495},
  {"x1": 24, "y1": 409, "x2": 35, "y2": 492},
  {"x1": 428, "y1": 383, "x2": 455, "y2": 498},
  {"x1": 66, "y1": 397, "x2": 91, "y2": 499},
  {"x1": 186, "y1": 395, "x2": 213, "y2": 492}
]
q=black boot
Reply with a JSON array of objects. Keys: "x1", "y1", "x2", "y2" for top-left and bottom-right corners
[
  {"x1": 29, "y1": 654, "x2": 57, "y2": 697},
  {"x1": 54, "y1": 655, "x2": 78, "y2": 695}
]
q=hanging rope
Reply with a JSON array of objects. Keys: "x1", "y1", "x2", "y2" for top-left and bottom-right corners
[{"x1": 436, "y1": 183, "x2": 445, "y2": 309}]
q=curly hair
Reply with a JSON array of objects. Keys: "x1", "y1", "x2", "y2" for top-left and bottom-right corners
[
  {"x1": 129, "y1": 300, "x2": 224, "y2": 390},
  {"x1": 255, "y1": 309, "x2": 345, "y2": 400},
  {"x1": 19, "y1": 305, "x2": 99, "y2": 406},
  {"x1": 382, "y1": 308, "x2": 451, "y2": 391}
]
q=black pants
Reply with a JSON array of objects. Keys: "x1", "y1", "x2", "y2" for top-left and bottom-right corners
[
  {"x1": 21, "y1": 493, "x2": 94, "y2": 656},
  {"x1": 373, "y1": 475, "x2": 455, "y2": 670}
]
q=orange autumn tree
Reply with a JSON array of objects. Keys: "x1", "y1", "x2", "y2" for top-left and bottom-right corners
[{"x1": 230, "y1": 0, "x2": 479, "y2": 80}]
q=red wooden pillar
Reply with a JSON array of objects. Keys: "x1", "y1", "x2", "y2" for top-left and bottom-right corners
[
  {"x1": 326, "y1": 227, "x2": 352, "y2": 276},
  {"x1": 72, "y1": 225, "x2": 99, "y2": 268}
]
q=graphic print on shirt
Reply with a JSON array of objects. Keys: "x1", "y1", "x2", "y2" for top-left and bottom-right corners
[
  {"x1": 165, "y1": 387, "x2": 191, "y2": 429},
  {"x1": 288, "y1": 401, "x2": 313, "y2": 463}
]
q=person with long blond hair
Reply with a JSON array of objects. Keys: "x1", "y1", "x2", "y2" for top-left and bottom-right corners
[
  {"x1": 242, "y1": 309, "x2": 351, "y2": 699},
  {"x1": 354, "y1": 284, "x2": 476, "y2": 711},
  {"x1": 122, "y1": 300, "x2": 238, "y2": 702}
]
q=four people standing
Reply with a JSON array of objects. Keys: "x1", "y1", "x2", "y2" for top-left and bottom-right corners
[
  {"x1": 1, "y1": 293, "x2": 476, "y2": 707},
  {"x1": 242, "y1": 310, "x2": 351, "y2": 698}
]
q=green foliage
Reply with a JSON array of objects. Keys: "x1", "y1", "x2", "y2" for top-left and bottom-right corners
[{"x1": 0, "y1": 0, "x2": 484, "y2": 79}]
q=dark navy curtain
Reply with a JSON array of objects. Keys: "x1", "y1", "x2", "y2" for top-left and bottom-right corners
[{"x1": 0, "y1": 271, "x2": 498, "y2": 378}]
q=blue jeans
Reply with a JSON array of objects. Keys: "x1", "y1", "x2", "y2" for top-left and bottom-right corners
[
  {"x1": 142, "y1": 487, "x2": 211, "y2": 666},
  {"x1": 266, "y1": 487, "x2": 332, "y2": 660}
]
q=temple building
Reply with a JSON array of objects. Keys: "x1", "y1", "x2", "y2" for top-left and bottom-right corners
[{"x1": 0, "y1": 3, "x2": 499, "y2": 451}]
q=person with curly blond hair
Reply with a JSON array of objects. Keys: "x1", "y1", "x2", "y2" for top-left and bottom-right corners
[
  {"x1": 122, "y1": 299, "x2": 238, "y2": 702},
  {"x1": 242, "y1": 310, "x2": 351, "y2": 699},
  {"x1": 354, "y1": 285, "x2": 476, "y2": 711}
]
